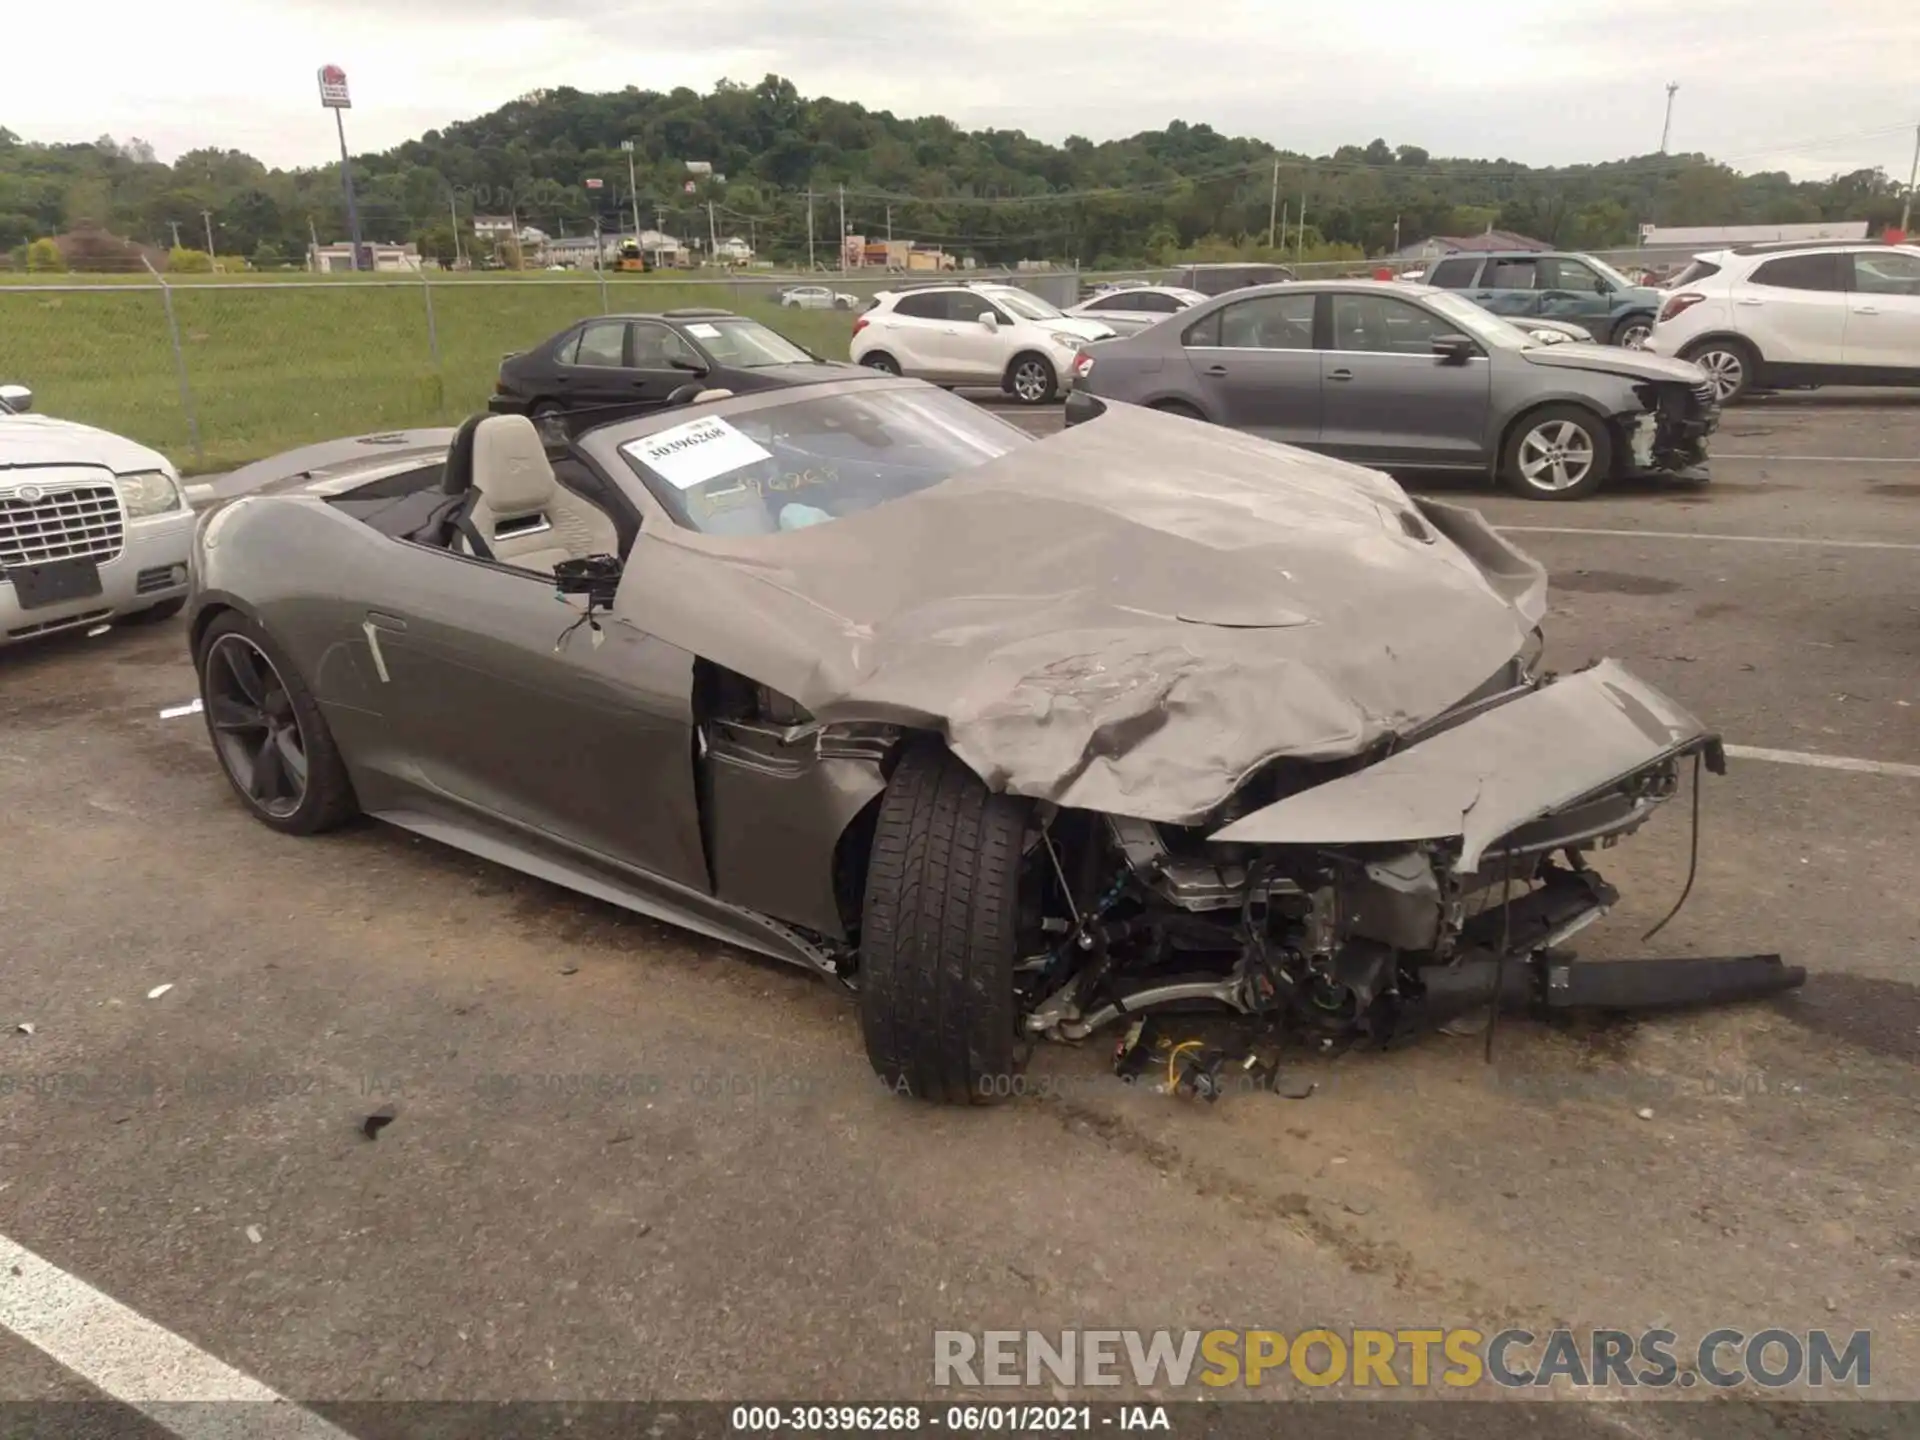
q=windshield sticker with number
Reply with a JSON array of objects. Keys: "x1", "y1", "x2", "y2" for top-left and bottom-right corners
[
  {"x1": 685, "y1": 323, "x2": 722, "y2": 338},
  {"x1": 623, "y1": 417, "x2": 773, "y2": 490}
]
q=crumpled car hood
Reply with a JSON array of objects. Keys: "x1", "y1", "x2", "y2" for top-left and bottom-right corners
[
  {"x1": 621, "y1": 405, "x2": 1548, "y2": 823},
  {"x1": 1521, "y1": 344, "x2": 1706, "y2": 386}
]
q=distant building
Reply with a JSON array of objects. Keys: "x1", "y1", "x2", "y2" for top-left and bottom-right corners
[
  {"x1": 715, "y1": 235, "x2": 753, "y2": 263},
  {"x1": 1636, "y1": 221, "x2": 1872, "y2": 247},
  {"x1": 308, "y1": 242, "x2": 422, "y2": 273},
  {"x1": 471, "y1": 215, "x2": 516, "y2": 241},
  {"x1": 1392, "y1": 230, "x2": 1551, "y2": 259}
]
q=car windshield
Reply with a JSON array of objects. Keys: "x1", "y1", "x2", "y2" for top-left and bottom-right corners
[
  {"x1": 1585, "y1": 255, "x2": 1639, "y2": 291},
  {"x1": 686, "y1": 318, "x2": 814, "y2": 367},
  {"x1": 616, "y1": 386, "x2": 1031, "y2": 535},
  {"x1": 990, "y1": 289, "x2": 1065, "y2": 321},
  {"x1": 1419, "y1": 290, "x2": 1532, "y2": 350}
]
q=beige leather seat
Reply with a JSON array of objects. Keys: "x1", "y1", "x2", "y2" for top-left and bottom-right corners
[{"x1": 463, "y1": 414, "x2": 619, "y2": 571}]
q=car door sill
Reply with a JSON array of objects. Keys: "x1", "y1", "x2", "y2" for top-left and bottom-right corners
[{"x1": 368, "y1": 798, "x2": 843, "y2": 976}]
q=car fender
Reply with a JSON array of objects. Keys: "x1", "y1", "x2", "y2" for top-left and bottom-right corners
[{"x1": 1495, "y1": 387, "x2": 1634, "y2": 462}]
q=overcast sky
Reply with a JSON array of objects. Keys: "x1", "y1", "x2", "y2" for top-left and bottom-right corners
[{"x1": 4, "y1": 0, "x2": 1914, "y2": 182}]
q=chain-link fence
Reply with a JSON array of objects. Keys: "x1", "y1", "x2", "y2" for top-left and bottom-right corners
[
  {"x1": 1, "y1": 250, "x2": 1702, "y2": 472},
  {"x1": 0, "y1": 268, "x2": 1082, "y2": 473}
]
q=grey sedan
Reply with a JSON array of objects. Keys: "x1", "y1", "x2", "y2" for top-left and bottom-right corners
[{"x1": 1065, "y1": 281, "x2": 1718, "y2": 499}]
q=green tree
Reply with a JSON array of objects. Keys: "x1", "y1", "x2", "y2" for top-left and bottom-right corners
[
  {"x1": 25, "y1": 237, "x2": 63, "y2": 272},
  {"x1": 251, "y1": 240, "x2": 284, "y2": 268},
  {"x1": 167, "y1": 245, "x2": 213, "y2": 273}
]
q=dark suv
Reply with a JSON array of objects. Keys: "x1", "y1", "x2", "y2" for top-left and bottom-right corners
[{"x1": 1420, "y1": 251, "x2": 1662, "y2": 348}]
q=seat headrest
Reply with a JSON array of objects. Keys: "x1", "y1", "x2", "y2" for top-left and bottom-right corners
[
  {"x1": 470, "y1": 415, "x2": 555, "y2": 516},
  {"x1": 443, "y1": 413, "x2": 486, "y2": 495}
]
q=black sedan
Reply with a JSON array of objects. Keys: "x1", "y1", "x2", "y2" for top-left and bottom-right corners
[{"x1": 490, "y1": 308, "x2": 867, "y2": 438}]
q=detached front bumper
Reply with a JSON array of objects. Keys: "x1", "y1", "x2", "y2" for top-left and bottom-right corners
[
  {"x1": 1623, "y1": 386, "x2": 1719, "y2": 479},
  {"x1": 1, "y1": 510, "x2": 193, "y2": 646}
]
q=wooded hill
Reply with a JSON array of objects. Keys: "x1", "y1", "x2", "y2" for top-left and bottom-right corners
[{"x1": 3, "y1": 75, "x2": 1907, "y2": 268}]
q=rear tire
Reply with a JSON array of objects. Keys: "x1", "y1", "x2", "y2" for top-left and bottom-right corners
[
  {"x1": 1680, "y1": 337, "x2": 1756, "y2": 405},
  {"x1": 860, "y1": 352, "x2": 901, "y2": 376},
  {"x1": 859, "y1": 742, "x2": 1027, "y2": 1105},
  {"x1": 1500, "y1": 404, "x2": 1612, "y2": 501}
]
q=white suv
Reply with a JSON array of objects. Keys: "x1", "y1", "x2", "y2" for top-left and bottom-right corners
[
  {"x1": 1645, "y1": 241, "x2": 1920, "y2": 403},
  {"x1": 850, "y1": 283, "x2": 1115, "y2": 404}
]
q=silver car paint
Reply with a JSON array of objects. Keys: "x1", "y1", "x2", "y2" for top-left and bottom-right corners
[{"x1": 1078, "y1": 280, "x2": 1709, "y2": 473}]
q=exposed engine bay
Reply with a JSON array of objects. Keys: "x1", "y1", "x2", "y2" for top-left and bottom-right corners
[{"x1": 1008, "y1": 718, "x2": 1799, "y2": 1051}]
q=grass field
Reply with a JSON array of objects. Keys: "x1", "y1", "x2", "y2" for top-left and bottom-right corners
[{"x1": 0, "y1": 277, "x2": 868, "y2": 473}]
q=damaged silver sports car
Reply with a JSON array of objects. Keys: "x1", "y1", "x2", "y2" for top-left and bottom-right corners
[{"x1": 187, "y1": 378, "x2": 1802, "y2": 1103}]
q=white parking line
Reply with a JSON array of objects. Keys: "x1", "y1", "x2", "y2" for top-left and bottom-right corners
[
  {"x1": 1714, "y1": 452, "x2": 1915, "y2": 464},
  {"x1": 1724, "y1": 745, "x2": 1920, "y2": 780},
  {"x1": 1497, "y1": 525, "x2": 1920, "y2": 552},
  {"x1": 0, "y1": 1232, "x2": 352, "y2": 1439}
]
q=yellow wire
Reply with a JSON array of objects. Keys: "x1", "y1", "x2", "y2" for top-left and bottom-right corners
[{"x1": 1166, "y1": 1039, "x2": 1204, "y2": 1093}]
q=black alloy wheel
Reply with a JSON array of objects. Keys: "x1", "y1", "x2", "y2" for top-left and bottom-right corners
[{"x1": 204, "y1": 632, "x2": 310, "y2": 820}]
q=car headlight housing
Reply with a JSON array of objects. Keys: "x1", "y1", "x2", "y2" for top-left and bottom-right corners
[
  {"x1": 1049, "y1": 332, "x2": 1087, "y2": 353},
  {"x1": 117, "y1": 469, "x2": 183, "y2": 518}
]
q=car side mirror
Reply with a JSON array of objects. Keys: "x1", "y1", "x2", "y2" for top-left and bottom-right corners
[
  {"x1": 978, "y1": 312, "x2": 999, "y2": 331},
  {"x1": 1431, "y1": 334, "x2": 1477, "y2": 363},
  {"x1": 668, "y1": 356, "x2": 709, "y2": 375},
  {"x1": 0, "y1": 383, "x2": 32, "y2": 413}
]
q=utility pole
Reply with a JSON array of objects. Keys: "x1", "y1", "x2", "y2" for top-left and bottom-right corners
[
  {"x1": 200, "y1": 209, "x2": 216, "y2": 266},
  {"x1": 1393, "y1": 213, "x2": 1401, "y2": 252},
  {"x1": 1901, "y1": 123, "x2": 1920, "y2": 237},
  {"x1": 838, "y1": 183, "x2": 847, "y2": 274},
  {"x1": 622, "y1": 140, "x2": 642, "y2": 239},
  {"x1": 806, "y1": 189, "x2": 815, "y2": 271},
  {"x1": 167, "y1": 220, "x2": 183, "y2": 250},
  {"x1": 1278, "y1": 204, "x2": 1288, "y2": 260},
  {"x1": 308, "y1": 216, "x2": 319, "y2": 271},
  {"x1": 449, "y1": 192, "x2": 463, "y2": 269},
  {"x1": 1267, "y1": 158, "x2": 1279, "y2": 248},
  {"x1": 1297, "y1": 185, "x2": 1309, "y2": 261},
  {"x1": 1659, "y1": 82, "x2": 1680, "y2": 154},
  {"x1": 707, "y1": 198, "x2": 718, "y2": 266}
]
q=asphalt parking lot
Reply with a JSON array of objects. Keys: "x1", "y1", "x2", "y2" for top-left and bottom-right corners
[{"x1": 3, "y1": 393, "x2": 1918, "y2": 1432}]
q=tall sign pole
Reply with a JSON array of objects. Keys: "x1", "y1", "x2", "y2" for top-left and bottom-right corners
[
  {"x1": 1899, "y1": 123, "x2": 1919, "y2": 239},
  {"x1": 621, "y1": 141, "x2": 643, "y2": 239},
  {"x1": 318, "y1": 66, "x2": 365, "y2": 271},
  {"x1": 1659, "y1": 82, "x2": 1680, "y2": 155}
]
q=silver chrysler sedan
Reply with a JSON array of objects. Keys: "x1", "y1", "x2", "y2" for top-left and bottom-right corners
[{"x1": 1064, "y1": 280, "x2": 1718, "y2": 500}]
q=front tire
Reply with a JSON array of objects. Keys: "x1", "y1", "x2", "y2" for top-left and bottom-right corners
[
  {"x1": 195, "y1": 611, "x2": 357, "y2": 835},
  {"x1": 1005, "y1": 353, "x2": 1058, "y2": 405},
  {"x1": 859, "y1": 743, "x2": 1027, "y2": 1104},
  {"x1": 859, "y1": 351, "x2": 901, "y2": 376},
  {"x1": 1501, "y1": 404, "x2": 1613, "y2": 501},
  {"x1": 1681, "y1": 337, "x2": 1756, "y2": 404},
  {"x1": 1611, "y1": 314, "x2": 1653, "y2": 349}
]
